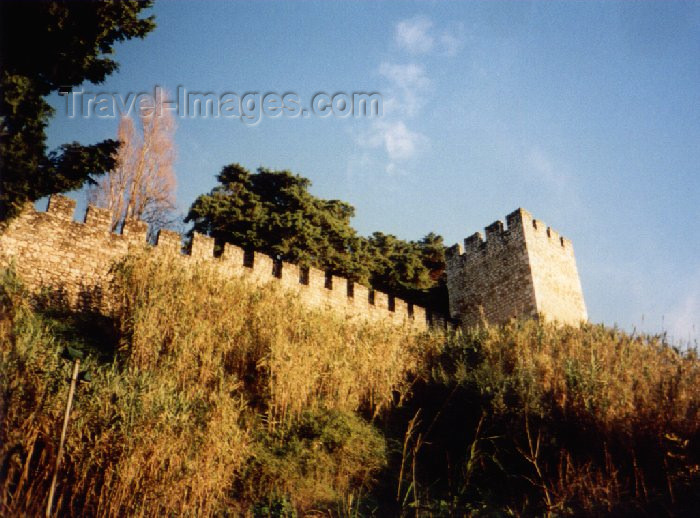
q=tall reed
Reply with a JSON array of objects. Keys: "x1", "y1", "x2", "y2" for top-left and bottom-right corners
[{"x1": 1, "y1": 253, "x2": 439, "y2": 516}]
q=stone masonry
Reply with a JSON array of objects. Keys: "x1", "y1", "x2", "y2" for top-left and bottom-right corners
[
  {"x1": 445, "y1": 208, "x2": 587, "y2": 327},
  {"x1": 0, "y1": 196, "x2": 587, "y2": 330},
  {"x1": 0, "y1": 195, "x2": 437, "y2": 330}
]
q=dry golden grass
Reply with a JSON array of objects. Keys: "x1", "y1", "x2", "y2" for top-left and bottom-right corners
[
  {"x1": 411, "y1": 320, "x2": 700, "y2": 515},
  {"x1": 454, "y1": 320, "x2": 700, "y2": 431},
  {"x1": 6, "y1": 251, "x2": 696, "y2": 516},
  {"x1": 0, "y1": 254, "x2": 439, "y2": 516},
  {"x1": 114, "y1": 253, "x2": 440, "y2": 422}
]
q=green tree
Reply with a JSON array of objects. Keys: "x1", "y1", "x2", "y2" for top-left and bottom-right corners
[
  {"x1": 418, "y1": 232, "x2": 449, "y2": 312},
  {"x1": 0, "y1": 0, "x2": 156, "y2": 221},
  {"x1": 364, "y1": 231, "x2": 448, "y2": 309},
  {"x1": 186, "y1": 164, "x2": 370, "y2": 282},
  {"x1": 186, "y1": 164, "x2": 448, "y2": 309}
]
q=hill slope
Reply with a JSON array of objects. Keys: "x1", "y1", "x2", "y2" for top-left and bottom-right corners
[{"x1": 1, "y1": 253, "x2": 698, "y2": 516}]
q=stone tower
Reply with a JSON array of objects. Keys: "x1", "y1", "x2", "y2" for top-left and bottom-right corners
[{"x1": 445, "y1": 208, "x2": 587, "y2": 327}]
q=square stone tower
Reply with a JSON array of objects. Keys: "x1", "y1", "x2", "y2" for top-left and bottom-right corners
[{"x1": 445, "y1": 208, "x2": 587, "y2": 327}]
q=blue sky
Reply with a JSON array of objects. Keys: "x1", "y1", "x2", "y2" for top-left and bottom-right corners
[{"x1": 45, "y1": 1, "x2": 700, "y2": 342}]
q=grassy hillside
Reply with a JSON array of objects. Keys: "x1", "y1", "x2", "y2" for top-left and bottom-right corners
[
  {"x1": 1, "y1": 254, "x2": 699, "y2": 516},
  {"x1": 377, "y1": 321, "x2": 700, "y2": 516}
]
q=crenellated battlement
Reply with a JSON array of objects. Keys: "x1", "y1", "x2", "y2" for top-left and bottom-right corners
[
  {"x1": 446, "y1": 209, "x2": 587, "y2": 327},
  {"x1": 446, "y1": 208, "x2": 574, "y2": 267},
  {"x1": 0, "y1": 194, "x2": 584, "y2": 331},
  {"x1": 0, "y1": 195, "x2": 438, "y2": 330}
]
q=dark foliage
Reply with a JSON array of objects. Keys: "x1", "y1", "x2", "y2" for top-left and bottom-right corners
[
  {"x1": 186, "y1": 164, "x2": 449, "y2": 310},
  {"x1": 0, "y1": 0, "x2": 155, "y2": 220}
]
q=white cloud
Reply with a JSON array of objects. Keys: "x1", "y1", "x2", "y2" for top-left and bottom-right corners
[
  {"x1": 382, "y1": 121, "x2": 427, "y2": 160},
  {"x1": 352, "y1": 15, "x2": 464, "y2": 176},
  {"x1": 395, "y1": 16, "x2": 464, "y2": 56},
  {"x1": 358, "y1": 120, "x2": 428, "y2": 162},
  {"x1": 378, "y1": 62, "x2": 431, "y2": 117},
  {"x1": 379, "y1": 62, "x2": 431, "y2": 91},
  {"x1": 395, "y1": 16, "x2": 434, "y2": 54},
  {"x1": 356, "y1": 62, "x2": 431, "y2": 170}
]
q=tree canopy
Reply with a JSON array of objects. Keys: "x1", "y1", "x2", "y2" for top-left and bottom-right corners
[
  {"x1": 186, "y1": 164, "x2": 448, "y2": 310},
  {"x1": 0, "y1": 0, "x2": 156, "y2": 221},
  {"x1": 186, "y1": 164, "x2": 369, "y2": 279}
]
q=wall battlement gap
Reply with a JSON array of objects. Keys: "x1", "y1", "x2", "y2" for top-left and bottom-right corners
[{"x1": 0, "y1": 195, "x2": 437, "y2": 330}]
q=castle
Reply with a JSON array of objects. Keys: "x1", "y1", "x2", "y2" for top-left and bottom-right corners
[{"x1": 0, "y1": 195, "x2": 587, "y2": 329}]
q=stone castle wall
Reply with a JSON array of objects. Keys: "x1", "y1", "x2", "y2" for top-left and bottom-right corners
[
  {"x1": 0, "y1": 195, "x2": 437, "y2": 330},
  {"x1": 446, "y1": 208, "x2": 587, "y2": 327},
  {"x1": 1, "y1": 195, "x2": 587, "y2": 330}
]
